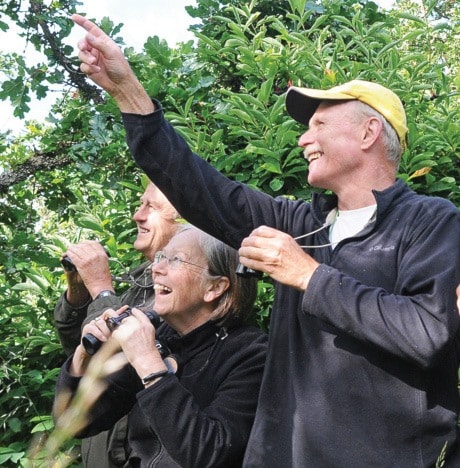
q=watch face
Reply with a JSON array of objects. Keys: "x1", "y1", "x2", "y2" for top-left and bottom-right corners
[{"x1": 97, "y1": 290, "x2": 115, "y2": 299}]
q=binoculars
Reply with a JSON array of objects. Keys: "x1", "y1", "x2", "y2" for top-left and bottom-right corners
[
  {"x1": 61, "y1": 247, "x2": 110, "y2": 272},
  {"x1": 82, "y1": 308, "x2": 162, "y2": 355},
  {"x1": 235, "y1": 263, "x2": 263, "y2": 278}
]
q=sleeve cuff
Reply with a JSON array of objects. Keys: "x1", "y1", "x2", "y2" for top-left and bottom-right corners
[{"x1": 61, "y1": 292, "x2": 92, "y2": 317}]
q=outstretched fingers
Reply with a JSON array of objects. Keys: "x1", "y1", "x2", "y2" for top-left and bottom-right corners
[{"x1": 71, "y1": 12, "x2": 154, "y2": 112}]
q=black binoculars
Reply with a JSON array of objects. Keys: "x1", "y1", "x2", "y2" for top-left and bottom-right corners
[
  {"x1": 235, "y1": 263, "x2": 263, "y2": 278},
  {"x1": 61, "y1": 256, "x2": 77, "y2": 272},
  {"x1": 82, "y1": 308, "x2": 162, "y2": 355}
]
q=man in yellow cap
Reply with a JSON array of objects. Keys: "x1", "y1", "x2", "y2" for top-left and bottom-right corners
[{"x1": 72, "y1": 14, "x2": 460, "y2": 467}]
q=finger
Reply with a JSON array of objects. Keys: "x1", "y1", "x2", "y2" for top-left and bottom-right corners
[
  {"x1": 239, "y1": 242, "x2": 270, "y2": 268},
  {"x1": 101, "y1": 308, "x2": 117, "y2": 321},
  {"x1": 73, "y1": 16, "x2": 118, "y2": 59},
  {"x1": 241, "y1": 234, "x2": 266, "y2": 249},
  {"x1": 250, "y1": 225, "x2": 280, "y2": 237},
  {"x1": 79, "y1": 57, "x2": 101, "y2": 76},
  {"x1": 241, "y1": 226, "x2": 281, "y2": 248},
  {"x1": 130, "y1": 308, "x2": 153, "y2": 326},
  {"x1": 93, "y1": 316, "x2": 112, "y2": 332},
  {"x1": 76, "y1": 37, "x2": 92, "y2": 53},
  {"x1": 78, "y1": 45, "x2": 99, "y2": 64},
  {"x1": 239, "y1": 244, "x2": 260, "y2": 260},
  {"x1": 84, "y1": 320, "x2": 109, "y2": 343},
  {"x1": 72, "y1": 14, "x2": 105, "y2": 37},
  {"x1": 116, "y1": 305, "x2": 131, "y2": 315}
]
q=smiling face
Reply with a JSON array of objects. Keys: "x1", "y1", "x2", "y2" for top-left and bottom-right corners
[
  {"x1": 152, "y1": 229, "x2": 228, "y2": 335},
  {"x1": 298, "y1": 100, "x2": 366, "y2": 192},
  {"x1": 132, "y1": 183, "x2": 181, "y2": 260}
]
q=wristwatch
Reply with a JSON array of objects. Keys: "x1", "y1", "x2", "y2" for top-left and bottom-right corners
[{"x1": 95, "y1": 290, "x2": 116, "y2": 300}]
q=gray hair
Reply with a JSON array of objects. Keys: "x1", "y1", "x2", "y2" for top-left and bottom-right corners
[
  {"x1": 352, "y1": 100, "x2": 403, "y2": 168},
  {"x1": 179, "y1": 225, "x2": 257, "y2": 327}
]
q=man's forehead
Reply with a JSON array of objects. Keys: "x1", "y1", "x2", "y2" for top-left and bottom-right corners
[
  {"x1": 308, "y1": 100, "x2": 354, "y2": 123},
  {"x1": 142, "y1": 184, "x2": 168, "y2": 204}
]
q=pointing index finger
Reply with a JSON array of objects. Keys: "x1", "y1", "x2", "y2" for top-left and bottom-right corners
[{"x1": 71, "y1": 13, "x2": 105, "y2": 39}]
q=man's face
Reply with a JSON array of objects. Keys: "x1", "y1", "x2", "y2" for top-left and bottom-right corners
[
  {"x1": 297, "y1": 101, "x2": 365, "y2": 192},
  {"x1": 132, "y1": 184, "x2": 180, "y2": 260}
]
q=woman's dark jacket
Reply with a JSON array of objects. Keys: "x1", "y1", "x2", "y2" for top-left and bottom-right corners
[
  {"x1": 56, "y1": 320, "x2": 268, "y2": 467},
  {"x1": 54, "y1": 261, "x2": 155, "y2": 467}
]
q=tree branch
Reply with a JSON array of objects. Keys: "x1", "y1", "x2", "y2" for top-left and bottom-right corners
[
  {"x1": 30, "y1": 0, "x2": 105, "y2": 104},
  {"x1": 0, "y1": 150, "x2": 72, "y2": 194}
]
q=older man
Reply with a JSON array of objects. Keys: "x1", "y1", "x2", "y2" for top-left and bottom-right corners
[{"x1": 72, "y1": 14, "x2": 460, "y2": 467}]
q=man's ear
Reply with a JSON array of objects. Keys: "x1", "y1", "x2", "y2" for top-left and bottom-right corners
[
  {"x1": 204, "y1": 277, "x2": 230, "y2": 303},
  {"x1": 361, "y1": 116, "x2": 382, "y2": 150}
]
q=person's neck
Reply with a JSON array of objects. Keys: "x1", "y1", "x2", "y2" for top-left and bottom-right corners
[
  {"x1": 330, "y1": 157, "x2": 396, "y2": 210},
  {"x1": 167, "y1": 310, "x2": 213, "y2": 337},
  {"x1": 336, "y1": 192, "x2": 377, "y2": 211},
  {"x1": 334, "y1": 177, "x2": 395, "y2": 211}
]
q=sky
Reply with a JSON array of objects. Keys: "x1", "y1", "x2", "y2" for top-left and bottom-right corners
[
  {"x1": 69, "y1": 0, "x2": 198, "y2": 51},
  {"x1": 1, "y1": 0, "x2": 394, "y2": 135},
  {"x1": 0, "y1": 0, "x2": 198, "y2": 134}
]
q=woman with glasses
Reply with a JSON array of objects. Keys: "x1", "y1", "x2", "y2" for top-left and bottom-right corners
[{"x1": 55, "y1": 225, "x2": 268, "y2": 467}]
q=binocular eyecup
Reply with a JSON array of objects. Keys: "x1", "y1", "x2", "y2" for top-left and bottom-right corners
[{"x1": 61, "y1": 256, "x2": 77, "y2": 272}]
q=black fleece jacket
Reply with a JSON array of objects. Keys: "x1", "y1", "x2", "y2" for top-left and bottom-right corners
[
  {"x1": 57, "y1": 320, "x2": 267, "y2": 467},
  {"x1": 120, "y1": 102, "x2": 460, "y2": 467}
]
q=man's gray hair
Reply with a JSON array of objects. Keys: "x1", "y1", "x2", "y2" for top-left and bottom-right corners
[{"x1": 354, "y1": 100, "x2": 403, "y2": 168}]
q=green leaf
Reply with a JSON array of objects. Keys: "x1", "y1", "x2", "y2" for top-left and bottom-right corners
[
  {"x1": 269, "y1": 178, "x2": 284, "y2": 191},
  {"x1": 12, "y1": 282, "x2": 42, "y2": 293},
  {"x1": 258, "y1": 78, "x2": 274, "y2": 104},
  {"x1": 395, "y1": 12, "x2": 426, "y2": 24},
  {"x1": 30, "y1": 415, "x2": 54, "y2": 433}
]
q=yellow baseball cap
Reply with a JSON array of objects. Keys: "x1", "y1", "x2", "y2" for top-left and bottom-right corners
[{"x1": 285, "y1": 80, "x2": 408, "y2": 148}]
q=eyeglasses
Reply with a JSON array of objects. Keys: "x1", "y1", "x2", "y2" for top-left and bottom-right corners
[{"x1": 153, "y1": 251, "x2": 208, "y2": 271}]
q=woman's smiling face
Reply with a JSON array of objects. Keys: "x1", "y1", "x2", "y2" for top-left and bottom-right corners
[{"x1": 152, "y1": 229, "x2": 214, "y2": 334}]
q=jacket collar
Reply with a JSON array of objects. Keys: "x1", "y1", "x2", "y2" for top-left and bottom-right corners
[
  {"x1": 158, "y1": 320, "x2": 222, "y2": 356},
  {"x1": 311, "y1": 179, "x2": 411, "y2": 226}
]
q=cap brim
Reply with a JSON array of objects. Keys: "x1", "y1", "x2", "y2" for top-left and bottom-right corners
[{"x1": 286, "y1": 87, "x2": 355, "y2": 126}]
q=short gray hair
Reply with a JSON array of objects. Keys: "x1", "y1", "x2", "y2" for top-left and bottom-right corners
[{"x1": 353, "y1": 100, "x2": 403, "y2": 168}]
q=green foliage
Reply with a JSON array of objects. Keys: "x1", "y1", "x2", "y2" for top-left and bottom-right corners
[{"x1": 0, "y1": 0, "x2": 459, "y2": 465}]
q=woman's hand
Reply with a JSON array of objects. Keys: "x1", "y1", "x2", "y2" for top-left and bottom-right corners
[
  {"x1": 70, "y1": 312, "x2": 112, "y2": 376},
  {"x1": 106, "y1": 308, "x2": 167, "y2": 381}
]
